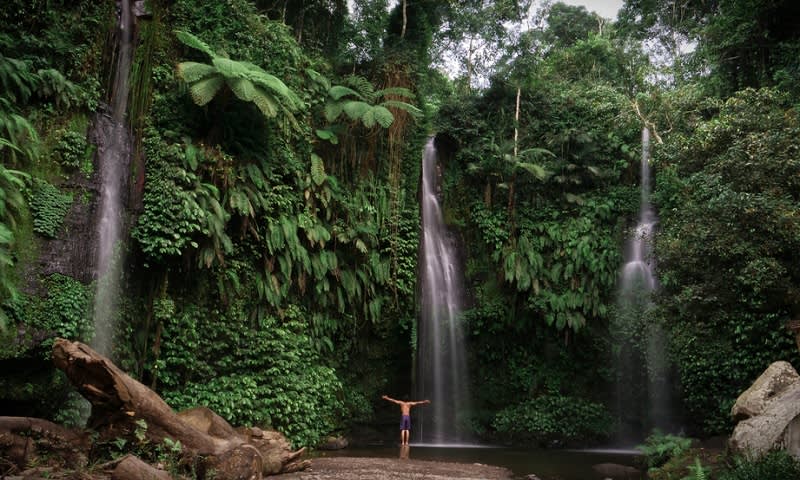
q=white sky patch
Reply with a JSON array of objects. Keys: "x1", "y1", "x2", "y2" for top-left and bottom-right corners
[{"x1": 535, "y1": 0, "x2": 624, "y2": 20}]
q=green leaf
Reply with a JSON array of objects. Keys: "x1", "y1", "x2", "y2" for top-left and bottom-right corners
[
  {"x1": 329, "y1": 85, "x2": 363, "y2": 101},
  {"x1": 175, "y1": 30, "x2": 216, "y2": 58},
  {"x1": 189, "y1": 75, "x2": 225, "y2": 106},
  {"x1": 228, "y1": 77, "x2": 256, "y2": 102},
  {"x1": 176, "y1": 62, "x2": 215, "y2": 83}
]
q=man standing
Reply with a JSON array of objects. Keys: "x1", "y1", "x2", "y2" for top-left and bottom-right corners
[{"x1": 382, "y1": 395, "x2": 430, "y2": 445}]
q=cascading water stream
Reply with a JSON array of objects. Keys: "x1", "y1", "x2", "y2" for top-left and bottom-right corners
[
  {"x1": 417, "y1": 137, "x2": 470, "y2": 444},
  {"x1": 92, "y1": 0, "x2": 134, "y2": 357},
  {"x1": 614, "y1": 127, "x2": 675, "y2": 443}
]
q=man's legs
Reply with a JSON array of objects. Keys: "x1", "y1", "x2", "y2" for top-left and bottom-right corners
[{"x1": 400, "y1": 415, "x2": 411, "y2": 445}]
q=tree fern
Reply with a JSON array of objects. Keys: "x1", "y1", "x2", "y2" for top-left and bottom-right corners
[
  {"x1": 176, "y1": 62, "x2": 215, "y2": 83},
  {"x1": 175, "y1": 30, "x2": 216, "y2": 58},
  {"x1": 175, "y1": 30, "x2": 302, "y2": 119},
  {"x1": 188, "y1": 75, "x2": 225, "y2": 106}
]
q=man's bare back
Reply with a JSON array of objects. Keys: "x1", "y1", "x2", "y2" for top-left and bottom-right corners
[{"x1": 381, "y1": 395, "x2": 430, "y2": 445}]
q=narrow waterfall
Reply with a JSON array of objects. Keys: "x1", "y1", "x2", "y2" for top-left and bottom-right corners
[
  {"x1": 614, "y1": 127, "x2": 675, "y2": 443},
  {"x1": 417, "y1": 137, "x2": 470, "y2": 444},
  {"x1": 92, "y1": 0, "x2": 134, "y2": 357}
]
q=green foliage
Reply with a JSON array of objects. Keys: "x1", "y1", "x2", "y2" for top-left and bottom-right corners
[
  {"x1": 26, "y1": 178, "x2": 73, "y2": 238},
  {"x1": 637, "y1": 430, "x2": 693, "y2": 469},
  {"x1": 175, "y1": 30, "x2": 303, "y2": 119},
  {"x1": 717, "y1": 451, "x2": 800, "y2": 480},
  {"x1": 654, "y1": 87, "x2": 800, "y2": 434},
  {"x1": 323, "y1": 74, "x2": 422, "y2": 129},
  {"x1": 131, "y1": 134, "x2": 220, "y2": 262},
  {"x1": 51, "y1": 129, "x2": 89, "y2": 172},
  {"x1": 156, "y1": 301, "x2": 343, "y2": 448},
  {"x1": 0, "y1": 165, "x2": 28, "y2": 315},
  {"x1": 20, "y1": 274, "x2": 93, "y2": 355},
  {"x1": 684, "y1": 457, "x2": 710, "y2": 480},
  {"x1": 491, "y1": 395, "x2": 612, "y2": 445}
]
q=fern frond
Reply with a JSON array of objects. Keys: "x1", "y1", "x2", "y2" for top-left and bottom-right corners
[
  {"x1": 376, "y1": 86, "x2": 416, "y2": 99},
  {"x1": 363, "y1": 105, "x2": 394, "y2": 129},
  {"x1": 175, "y1": 30, "x2": 216, "y2": 58},
  {"x1": 177, "y1": 62, "x2": 216, "y2": 83},
  {"x1": 324, "y1": 102, "x2": 344, "y2": 122},
  {"x1": 212, "y1": 57, "x2": 250, "y2": 79},
  {"x1": 329, "y1": 85, "x2": 363, "y2": 101},
  {"x1": 251, "y1": 89, "x2": 279, "y2": 117},
  {"x1": 342, "y1": 101, "x2": 371, "y2": 121},
  {"x1": 188, "y1": 75, "x2": 225, "y2": 106},
  {"x1": 380, "y1": 99, "x2": 422, "y2": 117},
  {"x1": 343, "y1": 75, "x2": 375, "y2": 99},
  {"x1": 306, "y1": 68, "x2": 331, "y2": 90},
  {"x1": 228, "y1": 77, "x2": 256, "y2": 102}
]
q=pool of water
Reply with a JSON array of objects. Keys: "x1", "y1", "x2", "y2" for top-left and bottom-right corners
[{"x1": 317, "y1": 445, "x2": 644, "y2": 479}]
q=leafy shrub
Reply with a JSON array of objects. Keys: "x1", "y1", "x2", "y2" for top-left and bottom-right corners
[
  {"x1": 52, "y1": 129, "x2": 88, "y2": 172},
  {"x1": 27, "y1": 177, "x2": 73, "y2": 238},
  {"x1": 491, "y1": 395, "x2": 612, "y2": 445},
  {"x1": 28, "y1": 274, "x2": 93, "y2": 348},
  {"x1": 158, "y1": 302, "x2": 343, "y2": 448},
  {"x1": 718, "y1": 451, "x2": 800, "y2": 480},
  {"x1": 637, "y1": 429, "x2": 692, "y2": 469}
]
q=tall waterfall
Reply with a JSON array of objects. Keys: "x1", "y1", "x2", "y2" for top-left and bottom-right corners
[
  {"x1": 92, "y1": 0, "x2": 134, "y2": 357},
  {"x1": 417, "y1": 137, "x2": 470, "y2": 444},
  {"x1": 614, "y1": 127, "x2": 675, "y2": 443}
]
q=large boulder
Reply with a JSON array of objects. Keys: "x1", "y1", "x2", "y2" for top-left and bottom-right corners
[{"x1": 729, "y1": 361, "x2": 800, "y2": 459}]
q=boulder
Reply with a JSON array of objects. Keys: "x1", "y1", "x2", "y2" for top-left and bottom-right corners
[
  {"x1": 729, "y1": 360, "x2": 800, "y2": 459},
  {"x1": 318, "y1": 435, "x2": 349, "y2": 450}
]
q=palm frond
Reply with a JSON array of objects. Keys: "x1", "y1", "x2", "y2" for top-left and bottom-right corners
[{"x1": 517, "y1": 162, "x2": 550, "y2": 180}]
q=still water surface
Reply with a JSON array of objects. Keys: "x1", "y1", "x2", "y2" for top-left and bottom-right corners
[{"x1": 319, "y1": 445, "x2": 642, "y2": 479}]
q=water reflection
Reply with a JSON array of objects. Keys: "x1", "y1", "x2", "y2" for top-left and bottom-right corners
[{"x1": 399, "y1": 445, "x2": 410, "y2": 460}]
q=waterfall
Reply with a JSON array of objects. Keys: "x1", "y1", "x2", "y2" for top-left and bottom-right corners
[
  {"x1": 92, "y1": 0, "x2": 134, "y2": 357},
  {"x1": 614, "y1": 127, "x2": 675, "y2": 443},
  {"x1": 417, "y1": 137, "x2": 470, "y2": 444}
]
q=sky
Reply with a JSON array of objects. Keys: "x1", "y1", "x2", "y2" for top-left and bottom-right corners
[{"x1": 552, "y1": 0, "x2": 625, "y2": 20}]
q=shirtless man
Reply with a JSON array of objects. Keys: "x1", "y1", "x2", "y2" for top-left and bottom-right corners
[{"x1": 382, "y1": 395, "x2": 430, "y2": 445}]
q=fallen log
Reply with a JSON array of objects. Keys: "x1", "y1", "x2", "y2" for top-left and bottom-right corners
[
  {"x1": 52, "y1": 338, "x2": 309, "y2": 478},
  {"x1": 111, "y1": 455, "x2": 172, "y2": 480},
  {"x1": 0, "y1": 416, "x2": 89, "y2": 473}
]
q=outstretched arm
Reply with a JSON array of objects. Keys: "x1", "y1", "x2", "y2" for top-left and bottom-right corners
[
  {"x1": 382, "y1": 395, "x2": 402, "y2": 404},
  {"x1": 410, "y1": 399, "x2": 430, "y2": 406}
]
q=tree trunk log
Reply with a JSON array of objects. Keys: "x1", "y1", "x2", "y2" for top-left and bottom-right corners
[
  {"x1": 112, "y1": 455, "x2": 172, "y2": 480},
  {"x1": 0, "y1": 416, "x2": 90, "y2": 472},
  {"x1": 51, "y1": 338, "x2": 309, "y2": 478}
]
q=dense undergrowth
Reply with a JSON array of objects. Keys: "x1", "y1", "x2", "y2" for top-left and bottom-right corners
[{"x1": 0, "y1": 0, "x2": 799, "y2": 456}]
